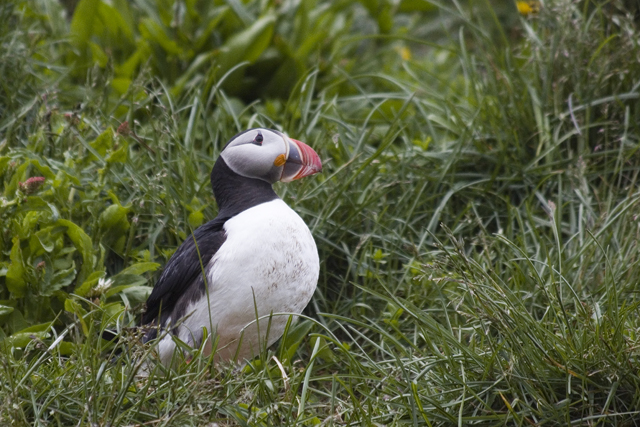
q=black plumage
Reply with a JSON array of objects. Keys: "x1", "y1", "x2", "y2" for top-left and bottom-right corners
[{"x1": 142, "y1": 219, "x2": 226, "y2": 340}]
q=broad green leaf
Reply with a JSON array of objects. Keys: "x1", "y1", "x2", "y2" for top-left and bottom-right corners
[
  {"x1": 118, "y1": 285, "x2": 151, "y2": 304},
  {"x1": 57, "y1": 219, "x2": 94, "y2": 287},
  {"x1": 224, "y1": 0, "x2": 253, "y2": 26},
  {"x1": 64, "y1": 299, "x2": 88, "y2": 336},
  {"x1": 90, "y1": 128, "x2": 115, "y2": 159},
  {"x1": 1, "y1": 322, "x2": 54, "y2": 348},
  {"x1": 139, "y1": 18, "x2": 181, "y2": 55},
  {"x1": 18, "y1": 196, "x2": 52, "y2": 214},
  {"x1": 5, "y1": 161, "x2": 29, "y2": 197},
  {"x1": 29, "y1": 233, "x2": 54, "y2": 255},
  {"x1": 29, "y1": 226, "x2": 66, "y2": 256},
  {"x1": 106, "y1": 140, "x2": 128, "y2": 164},
  {"x1": 4, "y1": 308, "x2": 28, "y2": 335},
  {"x1": 52, "y1": 168, "x2": 81, "y2": 186},
  {"x1": 111, "y1": 77, "x2": 132, "y2": 94},
  {"x1": 279, "y1": 319, "x2": 313, "y2": 362},
  {"x1": 0, "y1": 156, "x2": 10, "y2": 174},
  {"x1": 295, "y1": 29, "x2": 327, "y2": 60},
  {"x1": 18, "y1": 210, "x2": 42, "y2": 239},
  {"x1": 310, "y1": 335, "x2": 336, "y2": 361},
  {"x1": 6, "y1": 237, "x2": 26, "y2": 298},
  {"x1": 21, "y1": 322, "x2": 54, "y2": 333},
  {"x1": 111, "y1": 0, "x2": 135, "y2": 37},
  {"x1": 89, "y1": 42, "x2": 109, "y2": 67},
  {"x1": 0, "y1": 305, "x2": 14, "y2": 316},
  {"x1": 75, "y1": 270, "x2": 105, "y2": 297},
  {"x1": 109, "y1": 273, "x2": 147, "y2": 289},
  {"x1": 98, "y1": 0, "x2": 134, "y2": 44},
  {"x1": 71, "y1": 0, "x2": 134, "y2": 57},
  {"x1": 116, "y1": 43, "x2": 151, "y2": 78},
  {"x1": 3, "y1": 331, "x2": 50, "y2": 348},
  {"x1": 48, "y1": 266, "x2": 77, "y2": 295},
  {"x1": 102, "y1": 302, "x2": 124, "y2": 321},
  {"x1": 29, "y1": 159, "x2": 56, "y2": 179},
  {"x1": 99, "y1": 204, "x2": 130, "y2": 230},
  {"x1": 70, "y1": 0, "x2": 101, "y2": 48},
  {"x1": 216, "y1": 14, "x2": 276, "y2": 75},
  {"x1": 307, "y1": 417, "x2": 322, "y2": 426},
  {"x1": 99, "y1": 203, "x2": 131, "y2": 254},
  {"x1": 47, "y1": 203, "x2": 60, "y2": 222},
  {"x1": 56, "y1": 341, "x2": 76, "y2": 356},
  {"x1": 98, "y1": 303, "x2": 126, "y2": 334},
  {"x1": 194, "y1": 7, "x2": 229, "y2": 51},
  {"x1": 118, "y1": 262, "x2": 160, "y2": 276}
]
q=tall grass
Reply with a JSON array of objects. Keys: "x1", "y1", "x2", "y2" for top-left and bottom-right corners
[{"x1": 2, "y1": 0, "x2": 640, "y2": 425}]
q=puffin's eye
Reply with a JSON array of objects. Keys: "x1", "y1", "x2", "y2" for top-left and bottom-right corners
[{"x1": 253, "y1": 132, "x2": 263, "y2": 146}]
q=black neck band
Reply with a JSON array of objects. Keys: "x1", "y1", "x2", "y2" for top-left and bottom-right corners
[{"x1": 211, "y1": 157, "x2": 279, "y2": 217}]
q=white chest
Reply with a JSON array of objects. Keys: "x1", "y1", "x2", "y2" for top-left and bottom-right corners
[{"x1": 169, "y1": 199, "x2": 319, "y2": 362}]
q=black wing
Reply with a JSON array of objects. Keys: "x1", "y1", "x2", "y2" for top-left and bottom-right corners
[{"x1": 142, "y1": 217, "x2": 228, "y2": 329}]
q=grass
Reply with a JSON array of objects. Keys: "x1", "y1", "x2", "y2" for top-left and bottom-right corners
[{"x1": 2, "y1": 0, "x2": 640, "y2": 425}]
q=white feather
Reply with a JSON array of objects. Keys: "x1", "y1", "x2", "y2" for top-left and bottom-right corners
[{"x1": 155, "y1": 199, "x2": 318, "y2": 364}]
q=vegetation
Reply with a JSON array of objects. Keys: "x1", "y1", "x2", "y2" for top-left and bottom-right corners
[{"x1": 2, "y1": 0, "x2": 640, "y2": 424}]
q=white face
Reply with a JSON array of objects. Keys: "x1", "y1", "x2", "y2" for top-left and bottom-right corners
[{"x1": 220, "y1": 129, "x2": 290, "y2": 183}]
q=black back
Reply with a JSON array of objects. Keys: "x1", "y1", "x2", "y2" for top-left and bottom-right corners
[{"x1": 142, "y1": 156, "x2": 278, "y2": 339}]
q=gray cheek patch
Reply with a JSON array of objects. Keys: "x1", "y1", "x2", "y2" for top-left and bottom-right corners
[
  {"x1": 266, "y1": 164, "x2": 283, "y2": 183},
  {"x1": 221, "y1": 146, "x2": 283, "y2": 184}
]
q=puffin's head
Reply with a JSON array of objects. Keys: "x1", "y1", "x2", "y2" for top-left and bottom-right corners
[{"x1": 221, "y1": 128, "x2": 322, "y2": 184}]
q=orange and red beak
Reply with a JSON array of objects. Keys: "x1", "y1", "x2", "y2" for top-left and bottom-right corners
[{"x1": 280, "y1": 138, "x2": 322, "y2": 182}]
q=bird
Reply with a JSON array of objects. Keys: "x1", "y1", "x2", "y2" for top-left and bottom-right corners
[{"x1": 141, "y1": 128, "x2": 322, "y2": 366}]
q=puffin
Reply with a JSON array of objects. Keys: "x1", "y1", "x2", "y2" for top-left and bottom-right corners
[{"x1": 142, "y1": 128, "x2": 322, "y2": 365}]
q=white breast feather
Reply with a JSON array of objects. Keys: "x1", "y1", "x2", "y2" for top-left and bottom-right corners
[{"x1": 156, "y1": 199, "x2": 319, "y2": 364}]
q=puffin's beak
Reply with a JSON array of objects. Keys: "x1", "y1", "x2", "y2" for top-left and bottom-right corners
[{"x1": 280, "y1": 138, "x2": 322, "y2": 182}]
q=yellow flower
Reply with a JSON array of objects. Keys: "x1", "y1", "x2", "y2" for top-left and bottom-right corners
[
  {"x1": 397, "y1": 46, "x2": 411, "y2": 61},
  {"x1": 516, "y1": 1, "x2": 540, "y2": 16}
]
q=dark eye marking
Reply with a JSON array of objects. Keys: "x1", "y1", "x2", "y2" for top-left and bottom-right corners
[{"x1": 252, "y1": 132, "x2": 263, "y2": 146}]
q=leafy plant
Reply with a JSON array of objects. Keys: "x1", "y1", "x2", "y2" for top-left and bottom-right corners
[
  {"x1": 65, "y1": 0, "x2": 438, "y2": 101},
  {"x1": 2, "y1": 0, "x2": 640, "y2": 425},
  {"x1": 0, "y1": 121, "x2": 158, "y2": 342}
]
